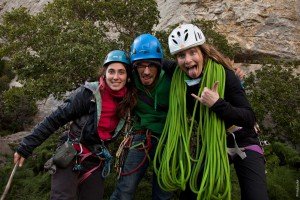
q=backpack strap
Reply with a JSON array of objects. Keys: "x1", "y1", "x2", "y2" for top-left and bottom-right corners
[
  {"x1": 137, "y1": 90, "x2": 168, "y2": 112},
  {"x1": 83, "y1": 81, "x2": 102, "y2": 128}
]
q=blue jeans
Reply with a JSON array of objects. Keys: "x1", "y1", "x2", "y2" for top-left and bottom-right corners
[{"x1": 110, "y1": 134, "x2": 173, "y2": 200}]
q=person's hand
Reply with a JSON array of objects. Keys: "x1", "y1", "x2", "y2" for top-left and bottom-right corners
[
  {"x1": 235, "y1": 67, "x2": 245, "y2": 81},
  {"x1": 14, "y1": 152, "x2": 25, "y2": 167},
  {"x1": 191, "y1": 81, "x2": 220, "y2": 108}
]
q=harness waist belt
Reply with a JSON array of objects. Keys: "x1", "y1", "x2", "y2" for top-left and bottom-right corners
[
  {"x1": 134, "y1": 130, "x2": 148, "y2": 135},
  {"x1": 243, "y1": 145, "x2": 264, "y2": 155}
]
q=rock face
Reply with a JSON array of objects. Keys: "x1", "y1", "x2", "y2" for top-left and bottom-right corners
[
  {"x1": 0, "y1": 0, "x2": 51, "y2": 17},
  {"x1": 0, "y1": 95, "x2": 63, "y2": 156},
  {"x1": 0, "y1": 131, "x2": 30, "y2": 156},
  {"x1": 0, "y1": 0, "x2": 299, "y2": 61},
  {"x1": 156, "y1": 0, "x2": 300, "y2": 61}
]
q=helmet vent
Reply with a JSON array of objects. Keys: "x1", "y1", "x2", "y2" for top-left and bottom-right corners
[
  {"x1": 172, "y1": 39, "x2": 178, "y2": 44},
  {"x1": 184, "y1": 33, "x2": 188, "y2": 41},
  {"x1": 184, "y1": 29, "x2": 188, "y2": 41},
  {"x1": 156, "y1": 47, "x2": 161, "y2": 53},
  {"x1": 177, "y1": 31, "x2": 181, "y2": 37},
  {"x1": 194, "y1": 32, "x2": 198, "y2": 41},
  {"x1": 198, "y1": 32, "x2": 202, "y2": 39}
]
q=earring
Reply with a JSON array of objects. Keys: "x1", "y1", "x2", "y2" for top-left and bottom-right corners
[{"x1": 127, "y1": 78, "x2": 131, "y2": 82}]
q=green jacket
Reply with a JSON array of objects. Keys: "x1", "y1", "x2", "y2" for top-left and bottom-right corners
[{"x1": 133, "y1": 70, "x2": 171, "y2": 136}]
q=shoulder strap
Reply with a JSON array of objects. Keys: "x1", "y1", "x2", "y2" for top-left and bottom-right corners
[
  {"x1": 83, "y1": 81, "x2": 102, "y2": 127},
  {"x1": 137, "y1": 90, "x2": 168, "y2": 112},
  {"x1": 84, "y1": 81, "x2": 99, "y2": 93}
]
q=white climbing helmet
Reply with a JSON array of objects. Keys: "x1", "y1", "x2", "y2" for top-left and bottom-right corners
[{"x1": 168, "y1": 24, "x2": 206, "y2": 55}]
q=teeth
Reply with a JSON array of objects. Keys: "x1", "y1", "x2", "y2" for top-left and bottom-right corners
[{"x1": 186, "y1": 65, "x2": 195, "y2": 69}]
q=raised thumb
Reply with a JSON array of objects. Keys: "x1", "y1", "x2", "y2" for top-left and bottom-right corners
[{"x1": 212, "y1": 81, "x2": 219, "y2": 92}]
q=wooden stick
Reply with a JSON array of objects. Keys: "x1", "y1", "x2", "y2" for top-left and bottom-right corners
[{"x1": 0, "y1": 162, "x2": 18, "y2": 200}]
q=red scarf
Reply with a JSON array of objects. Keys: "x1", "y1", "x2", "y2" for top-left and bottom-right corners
[
  {"x1": 98, "y1": 77, "x2": 127, "y2": 140},
  {"x1": 74, "y1": 78, "x2": 127, "y2": 154}
]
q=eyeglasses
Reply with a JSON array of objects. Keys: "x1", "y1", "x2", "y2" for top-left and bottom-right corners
[{"x1": 134, "y1": 63, "x2": 158, "y2": 70}]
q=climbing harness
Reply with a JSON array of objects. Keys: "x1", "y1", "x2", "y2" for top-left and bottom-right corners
[
  {"x1": 71, "y1": 142, "x2": 113, "y2": 184},
  {"x1": 227, "y1": 123, "x2": 267, "y2": 160},
  {"x1": 227, "y1": 126, "x2": 247, "y2": 159}
]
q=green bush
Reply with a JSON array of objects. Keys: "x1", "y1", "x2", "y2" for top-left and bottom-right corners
[
  {"x1": 0, "y1": 87, "x2": 38, "y2": 133},
  {"x1": 271, "y1": 142, "x2": 300, "y2": 168},
  {"x1": 0, "y1": 75, "x2": 10, "y2": 92},
  {"x1": 0, "y1": 0, "x2": 160, "y2": 100},
  {"x1": 0, "y1": 59, "x2": 14, "y2": 93},
  {"x1": 266, "y1": 166, "x2": 299, "y2": 200},
  {"x1": 0, "y1": 131, "x2": 62, "y2": 200},
  {"x1": 244, "y1": 60, "x2": 299, "y2": 199},
  {"x1": 245, "y1": 60, "x2": 300, "y2": 146}
]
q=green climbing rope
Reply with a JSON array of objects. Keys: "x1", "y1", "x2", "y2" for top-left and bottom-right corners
[{"x1": 154, "y1": 59, "x2": 231, "y2": 199}]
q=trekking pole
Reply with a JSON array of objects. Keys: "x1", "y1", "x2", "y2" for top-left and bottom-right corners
[{"x1": 0, "y1": 161, "x2": 19, "y2": 200}]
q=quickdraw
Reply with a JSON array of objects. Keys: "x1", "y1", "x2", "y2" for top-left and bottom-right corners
[
  {"x1": 97, "y1": 145, "x2": 112, "y2": 178},
  {"x1": 115, "y1": 129, "x2": 152, "y2": 178},
  {"x1": 115, "y1": 132, "x2": 133, "y2": 178},
  {"x1": 115, "y1": 112, "x2": 133, "y2": 178}
]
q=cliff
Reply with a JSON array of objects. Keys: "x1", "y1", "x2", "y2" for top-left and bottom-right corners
[{"x1": 1, "y1": 0, "x2": 298, "y2": 61}]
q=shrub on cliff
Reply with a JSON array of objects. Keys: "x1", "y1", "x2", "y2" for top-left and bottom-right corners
[
  {"x1": 0, "y1": 0, "x2": 159, "y2": 99},
  {"x1": 0, "y1": 87, "x2": 38, "y2": 134},
  {"x1": 245, "y1": 60, "x2": 300, "y2": 146}
]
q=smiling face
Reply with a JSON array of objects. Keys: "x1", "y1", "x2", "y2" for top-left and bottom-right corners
[
  {"x1": 135, "y1": 61, "x2": 159, "y2": 87},
  {"x1": 105, "y1": 62, "x2": 127, "y2": 91},
  {"x1": 176, "y1": 47, "x2": 204, "y2": 79}
]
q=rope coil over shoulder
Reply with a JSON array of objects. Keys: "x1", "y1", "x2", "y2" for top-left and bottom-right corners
[{"x1": 154, "y1": 59, "x2": 231, "y2": 199}]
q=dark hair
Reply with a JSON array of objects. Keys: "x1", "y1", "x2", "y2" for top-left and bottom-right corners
[{"x1": 99, "y1": 63, "x2": 137, "y2": 119}]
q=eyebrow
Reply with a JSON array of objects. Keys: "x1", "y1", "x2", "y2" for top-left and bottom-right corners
[{"x1": 108, "y1": 68, "x2": 126, "y2": 71}]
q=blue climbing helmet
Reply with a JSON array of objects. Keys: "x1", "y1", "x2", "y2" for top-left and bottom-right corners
[
  {"x1": 103, "y1": 50, "x2": 130, "y2": 67},
  {"x1": 130, "y1": 34, "x2": 163, "y2": 64}
]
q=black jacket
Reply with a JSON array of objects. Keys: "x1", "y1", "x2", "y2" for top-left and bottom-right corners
[
  {"x1": 17, "y1": 82, "x2": 125, "y2": 158},
  {"x1": 185, "y1": 68, "x2": 259, "y2": 147}
]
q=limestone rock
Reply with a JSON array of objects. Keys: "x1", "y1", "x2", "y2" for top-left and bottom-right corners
[
  {"x1": 0, "y1": 0, "x2": 299, "y2": 61},
  {"x1": 156, "y1": 0, "x2": 300, "y2": 61},
  {"x1": 0, "y1": 131, "x2": 31, "y2": 155}
]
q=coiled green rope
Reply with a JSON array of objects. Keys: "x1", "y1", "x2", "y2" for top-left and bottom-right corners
[
  {"x1": 153, "y1": 59, "x2": 231, "y2": 199},
  {"x1": 153, "y1": 65, "x2": 191, "y2": 191}
]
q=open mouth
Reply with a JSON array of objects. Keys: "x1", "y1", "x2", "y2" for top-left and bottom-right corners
[
  {"x1": 186, "y1": 65, "x2": 198, "y2": 77},
  {"x1": 142, "y1": 76, "x2": 151, "y2": 80}
]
